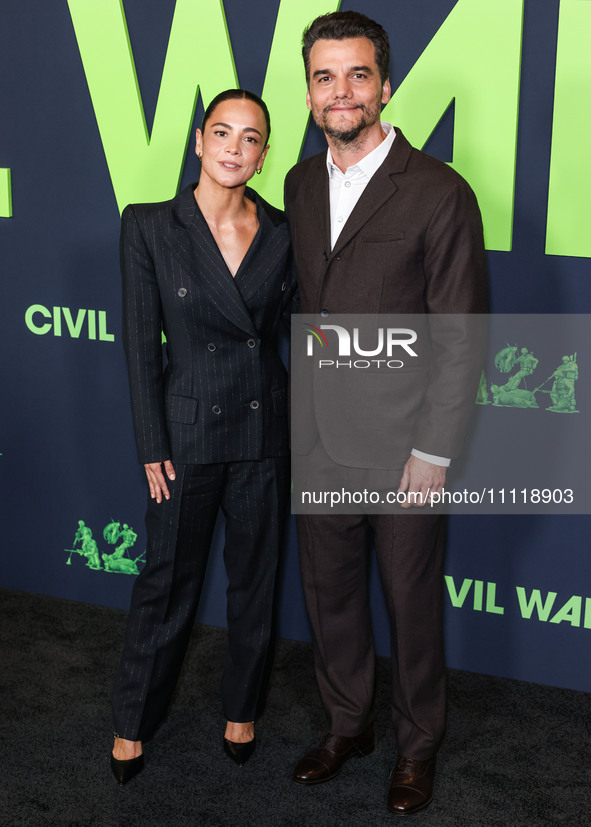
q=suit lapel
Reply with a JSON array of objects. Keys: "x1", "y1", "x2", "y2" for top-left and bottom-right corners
[
  {"x1": 328, "y1": 128, "x2": 413, "y2": 260},
  {"x1": 164, "y1": 184, "x2": 258, "y2": 336},
  {"x1": 329, "y1": 171, "x2": 399, "y2": 259},
  {"x1": 306, "y1": 156, "x2": 331, "y2": 260},
  {"x1": 234, "y1": 193, "x2": 290, "y2": 305},
  {"x1": 294, "y1": 156, "x2": 332, "y2": 310},
  {"x1": 163, "y1": 185, "x2": 200, "y2": 275}
]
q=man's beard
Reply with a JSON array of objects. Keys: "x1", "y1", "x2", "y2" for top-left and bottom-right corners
[{"x1": 315, "y1": 101, "x2": 381, "y2": 147}]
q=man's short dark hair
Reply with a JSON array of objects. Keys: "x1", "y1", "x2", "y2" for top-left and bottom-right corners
[{"x1": 302, "y1": 11, "x2": 390, "y2": 86}]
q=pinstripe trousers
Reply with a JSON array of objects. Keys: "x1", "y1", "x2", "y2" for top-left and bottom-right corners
[{"x1": 112, "y1": 457, "x2": 289, "y2": 741}]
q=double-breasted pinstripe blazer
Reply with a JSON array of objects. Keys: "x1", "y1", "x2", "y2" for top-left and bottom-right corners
[{"x1": 121, "y1": 183, "x2": 296, "y2": 466}]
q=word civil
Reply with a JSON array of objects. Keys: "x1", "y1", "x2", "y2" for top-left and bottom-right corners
[{"x1": 25, "y1": 305, "x2": 115, "y2": 341}]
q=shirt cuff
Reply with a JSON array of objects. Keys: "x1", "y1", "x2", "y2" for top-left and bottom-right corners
[{"x1": 411, "y1": 448, "x2": 451, "y2": 467}]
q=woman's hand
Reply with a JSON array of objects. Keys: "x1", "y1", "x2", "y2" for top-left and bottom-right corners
[{"x1": 144, "y1": 460, "x2": 176, "y2": 503}]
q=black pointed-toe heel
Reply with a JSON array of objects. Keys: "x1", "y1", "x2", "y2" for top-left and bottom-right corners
[
  {"x1": 223, "y1": 736, "x2": 256, "y2": 766},
  {"x1": 110, "y1": 753, "x2": 144, "y2": 784}
]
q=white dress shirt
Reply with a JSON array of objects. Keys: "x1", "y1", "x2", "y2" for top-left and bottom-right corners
[
  {"x1": 326, "y1": 122, "x2": 450, "y2": 468},
  {"x1": 327, "y1": 123, "x2": 396, "y2": 249}
]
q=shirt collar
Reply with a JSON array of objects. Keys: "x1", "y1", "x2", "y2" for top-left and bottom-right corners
[{"x1": 326, "y1": 122, "x2": 396, "y2": 178}]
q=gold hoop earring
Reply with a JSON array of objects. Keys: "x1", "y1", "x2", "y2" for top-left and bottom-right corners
[{"x1": 198, "y1": 153, "x2": 203, "y2": 160}]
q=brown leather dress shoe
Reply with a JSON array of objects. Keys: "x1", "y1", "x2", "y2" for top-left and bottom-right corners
[
  {"x1": 293, "y1": 723, "x2": 374, "y2": 784},
  {"x1": 387, "y1": 755, "x2": 435, "y2": 815}
]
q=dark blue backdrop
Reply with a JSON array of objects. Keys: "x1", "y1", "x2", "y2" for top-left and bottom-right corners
[{"x1": 1, "y1": 0, "x2": 590, "y2": 692}]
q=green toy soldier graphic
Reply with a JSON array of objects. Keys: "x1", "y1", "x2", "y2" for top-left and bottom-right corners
[
  {"x1": 481, "y1": 342, "x2": 580, "y2": 413},
  {"x1": 491, "y1": 345, "x2": 539, "y2": 408},
  {"x1": 538, "y1": 354, "x2": 579, "y2": 412},
  {"x1": 102, "y1": 521, "x2": 139, "y2": 570},
  {"x1": 103, "y1": 521, "x2": 122, "y2": 546},
  {"x1": 66, "y1": 520, "x2": 101, "y2": 570},
  {"x1": 504, "y1": 347, "x2": 539, "y2": 390},
  {"x1": 102, "y1": 550, "x2": 146, "y2": 575},
  {"x1": 66, "y1": 519, "x2": 145, "y2": 575},
  {"x1": 494, "y1": 344, "x2": 518, "y2": 374},
  {"x1": 113, "y1": 524, "x2": 138, "y2": 560}
]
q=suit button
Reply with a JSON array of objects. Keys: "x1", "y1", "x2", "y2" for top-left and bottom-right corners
[
  {"x1": 212, "y1": 405, "x2": 221, "y2": 415},
  {"x1": 320, "y1": 308, "x2": 329, "y2": 317},
  {"x1": 207, "y1": 343, "x2": 216, "y2": 352},
  {"x1": 249, "y1": 400, "x2": 260, "y2": 410},
  {"x1": 177, "y1": 287, "x2": 187, "y2": 297},
  {"x1": 247, "y1": 339, "x2": 256, "y2": 348},
  {"x1": 281, "y1": 282, "x2": 287, "y2": 291}
]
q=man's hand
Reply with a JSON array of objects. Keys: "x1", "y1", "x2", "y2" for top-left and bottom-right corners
[
  {"x1": 397, "y1": 455, "x2": 446, "y2": 509},
  {"x1": 144, "y1": 460, "x2": 176, "y2": 504}
]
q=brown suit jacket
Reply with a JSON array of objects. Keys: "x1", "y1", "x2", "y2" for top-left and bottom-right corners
[{"x1": 285, "y1": 128, "x2": 488, "y2": 468}]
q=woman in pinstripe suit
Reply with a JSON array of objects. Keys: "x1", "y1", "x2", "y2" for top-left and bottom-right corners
[{"x1": 110, "y1": 89, "x2": 296, "y2": 783}]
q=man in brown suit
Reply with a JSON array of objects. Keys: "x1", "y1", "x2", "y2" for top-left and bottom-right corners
[{"x1": 285, "y1": 11, "x2": 488, "y2": 816}]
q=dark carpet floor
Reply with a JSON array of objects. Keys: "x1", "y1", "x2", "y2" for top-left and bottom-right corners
[{"x1": 1, "y1": 588, "x2": 590, "y2": 826}]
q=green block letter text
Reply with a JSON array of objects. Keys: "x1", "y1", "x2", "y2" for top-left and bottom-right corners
[
  {"x1": 382, "y1": 0, "x2": 524, "y2": 251},
  {"x1": 546, "y1": 0, "x2": 591, "y2": 258}
]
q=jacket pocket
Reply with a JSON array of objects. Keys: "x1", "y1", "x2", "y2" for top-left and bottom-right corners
[
  {"x1": 165, "y1": 394, "x2": 198, "y2": 424},
  {"x1": 271, "y1": 388, "x2": 287, "y2": 416},
  {"x1": 361, "y1": 232, "x2": 405, "y2": 243}
]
